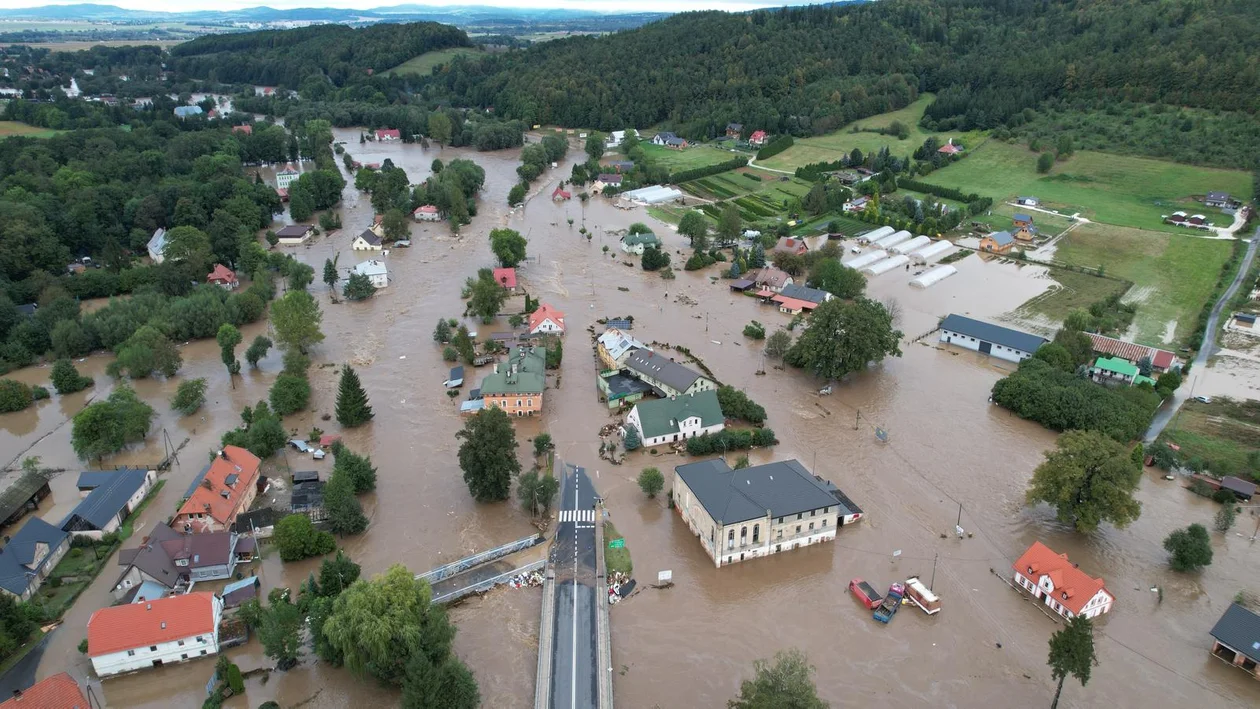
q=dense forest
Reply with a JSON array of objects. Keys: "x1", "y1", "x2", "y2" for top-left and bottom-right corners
[
  {"x1": 419, "y1": 0, "x2": 1260, "y2": 165},
  {"x1": 169, "y1": 22, "x2": 472, "y2": 88}
]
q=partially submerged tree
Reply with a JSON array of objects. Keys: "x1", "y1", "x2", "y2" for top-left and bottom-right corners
[
  {"x1": 728, "y1": 649, "x2": 828, "y2": 709},
  {"x1": 335, "y1": 365, "x2": 374, "y2": 427},
  {"x1": 1164, "y1": 523, "x2": 1213, "y2": 572},
  {"x1": 271, "y1": 290, "x2": 325, "y2": 353},
  {"x1": 171, "y1": 378, "x2": 208, "y2": 416},
  {"x1": 1047, "y1": 615, "x2": 1097, "y2": 709},
  {"x1": 1026, "y1": 430, "x2": 1142, "y2": 533},
  {"x1": 785, "y1": 298, "x2": 902, "y2": 381},
  {"x1": 637, "y1": 467, "x2": 664, "y2": 498},
  {"x1": 456, "y1": 406, "x2": 520, "y2": 502}
]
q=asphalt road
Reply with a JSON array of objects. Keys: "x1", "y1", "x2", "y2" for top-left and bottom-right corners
[
  {"x1": 548, "y1": 463, "x2": 599, "y2": 709},
  {"x1": 1144, "y1": 227, "x2": 1260, "y2": 442}
]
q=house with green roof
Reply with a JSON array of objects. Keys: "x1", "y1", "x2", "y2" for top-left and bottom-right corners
[
  {"x1": 479, "y1": 346, "x2": 547, "y2": 416},
  {"x1": 1090, "y1": 356, "x2": 1155, "y2": 387},
  {"x1": 623, "y1": 390, "x2": 725, "y2": 448},
  {"x1": 620, "y1": 230, "x2": 662, "y2": 255}
]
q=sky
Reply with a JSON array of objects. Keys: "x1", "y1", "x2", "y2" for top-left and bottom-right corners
[{"x1": 0, "y1": 0, "x2": 817, "y2": 12}]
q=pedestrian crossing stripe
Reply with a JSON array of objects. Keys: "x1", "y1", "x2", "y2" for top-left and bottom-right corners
[{"x1": 559, "y1": 509, "x2": 596, "y2": 522}]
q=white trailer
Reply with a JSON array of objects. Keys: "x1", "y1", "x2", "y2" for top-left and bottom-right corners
[
  {"x1": 856, "y1": 226, "x2": 894, "y2": 245},
  {"x1": 910, "y1": 240, "x2": 953, "y2": 264},
  {"x1": 891, "y1": 235, "x2": 932, "y2": 255},
  {"x1": 844, "y1": 249, "x2": 888, "y2": 271},
  {"x1": 873, "y1": 230, "x2": 913, "y2": 250},
  {"x1": 862, "y1": 254, "x2": 911, "y2": 275},
  {"x1": 909, "y1": 264, "x2": 957, "y2": 288}
]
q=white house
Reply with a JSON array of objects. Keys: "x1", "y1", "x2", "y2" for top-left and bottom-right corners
[
  {"x1": 88, "y1": 592, "x2": 223, "y2": 677},
  {"x1": 275, "y1": 164, "x2": 299, "y2": 190},
  {"x1": 619, "y1": 231, "x2": 661, "y2": 255},
  {"x1": 147, "y1": 228, "x2": 167, "y2": 264},
  {"x1": 605, "y1": 129, "x2": 637, "y2": 149},
  {"x1": 413, "y1": 205, "x2": 440, "y2": 222},
  {"x1": 528, "y1": 304, "x2": 565, "y2": 335},
  {"x1": 353, "y1": 260, "x2": 389, "y2": 289},
  {"x1": 1012, "y1": 542, "x2": 1114, "y2": 620},
  {"x1": 60, "y1": 469, "x2": 156, "y2": 540},
  {"x1": 351, "y1": 230, "x2": 383, "y2": 251},
  {"x1": 624, "y1": 390, "x2": 725, "y2": 448},
  {"x1": 275, "y1": 225, "x2": 313, "y2": 245},
  {"x1": 938, "y1": 314, "x2": 1046, "y2": 363}
]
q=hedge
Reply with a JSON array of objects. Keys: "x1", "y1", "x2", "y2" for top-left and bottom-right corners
[
  {"x1": 755, "y1": 135, "x2": 795, "y2": 161},
  {"x1": 685, "y1": 428, "x2": 777, "y2": 456},
  {"x1": 795, "y1": 159, "x2": 848, "y2": 182},
  {"x1": 895, "y1": 177, "x2": 980, "y2": 204},
  {"x1": 669, "y1": 157, "x2": 750, "y2": 184}
]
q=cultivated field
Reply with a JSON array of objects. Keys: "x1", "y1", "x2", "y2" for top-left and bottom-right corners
[
  {"x1": 386, "y1": 47, "x2": 483, "y2": 76},
  {"x1": 1160, "y1": 398, "x2": 1260, "y2": 479},
  {"x1": 640, "y1": 142, "x2": 741, "y2": 172},
  {"x1": 0, "y1": 121, "x2": 60, "y2": 138},
  {"x1": 920, "y1": 140, "x2": 1252, "y2": 233},
  {"x1": 1051, "y1": 222, "x2": 1233, "y2": 346},
  {"x1": 757, "y1": 95, "x2": 986, "y2": 172}
]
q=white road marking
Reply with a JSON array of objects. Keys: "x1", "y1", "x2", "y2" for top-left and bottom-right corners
[{"x1": 571, "y1": 470, "x2": 579, "y2": 709}]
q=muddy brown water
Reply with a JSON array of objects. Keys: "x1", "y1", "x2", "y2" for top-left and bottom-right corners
[{"x1": 2, "y1": 131, "x2": 1257, "y2": 707}]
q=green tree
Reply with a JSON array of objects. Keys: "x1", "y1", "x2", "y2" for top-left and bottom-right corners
[
  {"x1": 286, "y1": 260, "x2": 315, "y2": 291},
  {"x1": 585, "y1": 133, "x2": 605, "y2": 161},
  {"x1": 785, "y1": 298, "x2": 902, "y2": 381},
  {"x1": 452, "y1": 325, "x2": 476, "y2": 364},
  {"x1": 1163, "y1": 523, "x2": 1213, "y2": 572},
  {"x1": 258, "y1": 597, "x2": 303, "y2": 670},
  {"x1": 401, "y1": 654, "x2": 480, "y2": 709},
  {"x1": 335, "y1": 365, "x2": 374, "y2": 427},
  {"x1": 50, "y1": 358, "x2": 92, "y2": 394},
  {"x1": 1214, "y1": 504, "x2": 1236, "y2": 532},
  {"x1": 245, "y1": 335, "x2": 273, "y2": 368},
  {"x1": 507, "y1": 182, "x2": 527, "y2": 207},
  {"x1": 217, "y1": 323, "x2": 243, "y2": 381},
  {"x1": 518, "y1": 470, "x2": 560, "y2": 518},
  {"x1": 464, "y1": 269, "x2": 508, "y2": 323},
  {"x1": 717, "y1": 203, "x2": 741, "y2": 246},
  {"x1": 764, "y1": 329, "x2": 792, "y2": 359},
  {"x1": 489, "y1": 228, "x2": 528, "y2": 267},
  {"x1": 271, "y1": 290, "x2": 324, "y2": 353},
  {"x1": 623, "y1": 426, "x2": 641, "y2": 451},
  {"x1": 382, "y1": 209, "x2": 410, "y2": 243},
  {"x1": 274, "y1": 514, "x2": 335, "y2": 562},
  {"x1": 109, "y1": 325, "x2": 182, "y2": 379},
  {"x1": 456, "y1": 406, "x2": 520, "y2": 502},
  {"x1": 318, "y1": 550, "x2": 361, "y2": 597},
  {"x1": 343, "y1": 272, "x2": 376, "y2": 301},
  {"x1": 803, "y1": 182, "x2": 827, "y2": 215},
  {"x1": 728, "y1": 649, "x2": 828, "y2": 709},
  {"x1": 637, "y1": 467, "x2": 664, "y2": 498},
  {"x1": 1037, "y1": 151, "x2": 1055, "y2": 173},
  {"x1": 162, "y1": 225, "x2": 214, "y2": 273},
  {"x1": 432, "y1": 319, "x2": 452, "y2": 343},
  {"x1": 809, "y1": 259, "x2": 865, "y2": 299},
  {"x1": 1047, "y1": 615, "x2": 1096, "y2": 709},
  {"x1": 1026, "y1": 430, "x2": 1142, "y2": 533},
  {"x1": 533, "y1": 433, "x2": 554, "y2": 459},
  {"x1": 641, "y1": 247, "x2": 670, "y2": 271},
  {"x1": 428, "y1": 112, "x2": 452, "y2": 146},
  {"x1": 324, "y1": 470, "x2": 368, "y2": 536},
  {"x1": 0, "y1": 380, "x2": 33, "y2": 413},
  {"x1": 1155, "y1": 370, "x2": 1182, "y2": 394},
  {"x1": 743, "y1": 321, "x2": 766, "y2": 340},
  {"x1": 323, "y1": 257, "x2": 339, "y2": 292},
  {"x1": 717, "y1": 386, "x2": 767, "y2": 424},
  {"x1": 332, "y1": 443, "x2": 378, "y2": 493},
  {"x1": 270, "y1": 373, "x2": 311, "y2": 415},
  {"x1": 678, "y1": 211, "x2": 710, "y2": 250},
  {"x1": 1032, "y1": 342, "x2": 1076, "y2": 373},
  {"x1": 71, "y1": 386, "x2": 155, "y2": 460},
  {"x1": 171, "y1": 378, "x2": 208, "y2": 416}
]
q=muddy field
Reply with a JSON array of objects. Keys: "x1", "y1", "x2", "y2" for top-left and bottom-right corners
[{"x1": 1, "y1": 133, "x2": 1257, "y2": 708}]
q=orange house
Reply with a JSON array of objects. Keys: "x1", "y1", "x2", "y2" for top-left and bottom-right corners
[
  {"x1": 173, "y1": 446, "x2": 261, "y2": 533},
  {"x1": 979, "y1": 230, "x2": 1015, "y2": 254},
  {"x1": 479, "y1": 346, "x2": 546, "y2": 416}
]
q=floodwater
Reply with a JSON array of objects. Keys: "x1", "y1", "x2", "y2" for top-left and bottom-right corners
[{"x1": 2, "y1": 130, "x2": 1257, "y2": 708}]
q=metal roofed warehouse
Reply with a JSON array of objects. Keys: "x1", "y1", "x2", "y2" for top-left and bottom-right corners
[{"x1": 939, "y1": 314, "x2": 1046, "y2": 363}]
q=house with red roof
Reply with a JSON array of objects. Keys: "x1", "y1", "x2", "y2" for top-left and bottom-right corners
[
  {"x1": 938, "y1": 139, "x2": 963, "y2": 155},
  {"x1": 231, "y1": 124, "x2": 252, "y2": 135},
  {"x1": 0, "y1": 672, "x2": 89, "y2": 708},
  {"x1": 206, "y1": 264, "x2": 237, "y2": 290},
  {"x1": 1086, "y1": 333, "x2": 1178, "y2": 373},
  {"x1": 1012, "y1": 541, "x2": 1114, "y2": 620},
  {"x1": 375, "y1": 128, "x2": 401, "y2": 141},
  {"x1": 173, "y1": 447, "x2": 261, "y2": 534},
  {"x1": 492, "y1": 267, "x2": 517, "y2": 292},
  {"x1": 413, "y1": 204, "x2": 440, "y2": 222},
  {"x1": 748, "y1": 130, "x2": 768, "y2": 147},
  {"x1": 529, "y1": 304, "x2": 565, "y2": 335},
  {"x1": 772, "y1": 237, "x2": 809, "y2": 257},
  {"x1": 552, "y1": 185, "x2": 571, "y2": 201},
  {"x1": 88, "y1": 591, "x2": 223, "y2": 677}
]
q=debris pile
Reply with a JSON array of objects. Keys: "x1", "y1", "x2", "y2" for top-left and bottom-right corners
[
  {"x1": 507, "y1": 570, "x2": 544, "y2": 589},
  {"x1": 608, "y1": 571, "x2": 635, "y2": 605}
]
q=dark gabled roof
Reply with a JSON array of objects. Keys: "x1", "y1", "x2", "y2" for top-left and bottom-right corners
[
  {"x1": 625, "y1": 350, "x2": 706, "y2": 393},
  {"x1": 291, "y1": 481, "x2": 325, "y2": 512},
  {"x1": 0, "y1": 517, "x2": 68, "y2": 595},
  {"x1": 1221, "y1": 476, "x2": 1257, "y2": 497},
  {"x1": 232, "y1": 507, "x2": 279, "y2": 533},
  {"x1": 15, "y1": 303, "x2": 37, "y2": 317},
  {"x1": 780, "y1": 283, "x2": 830, "y2": 305},
  {"x1": 355, "y1": 229, "x2": 382, "y2": 246},
  {"x1": 940, "y1": 314, "x2": 1047, "y2": 353},
  {"x1": 1210, "y1": 603, "x2": 1260, "y2": 663},
  {"x1": 655, "y1": 131, "x2": 677, "y2": 141},
  {"x1": 676, "y1": 459, "x2": 843, "y2": 525},
  {"x1": 275, "y1": 224, "x2": 312, "y2": 238},
  {"x1": 291, "y1": 470, "x2": 319, "y2": 483},
  {"x1": 1207, "y1": 191, "x2": 1230, "y2": 200},
  {"x1": 0, "y1": 469, "x2": 52, "y2": 522},
  {"x1": 76, "y1": 471, "x2": 114, "y2": 491},
  {"x1": 60, "y1": 468, "x2": 148, "y2": 531},
  {"x1": 727, "y1": 122, "x2": 743, "y2": 131}
]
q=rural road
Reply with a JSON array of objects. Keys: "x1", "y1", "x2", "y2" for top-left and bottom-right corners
[
  {"x1": 1144, "y1": 226, "x2": 1259, "y2": 442},
  {"x1": 547, "y1": 463, "x2": 599, "y2": 709}
]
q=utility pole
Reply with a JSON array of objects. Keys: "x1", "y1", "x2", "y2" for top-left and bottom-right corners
[
  {"x1": 929, "y1": 553, "x2": 938, "y2": 591},
  {"x1": 854, "y1": 409, "x2": 860, "y2": 430}
]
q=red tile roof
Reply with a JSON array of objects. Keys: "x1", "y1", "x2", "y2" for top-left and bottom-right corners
[
  {"x1": 552, "y1": 185, "x2": 571, "y2": 200},
  {"x1": 231, "y1": 124, "x2": 252, "y2": 135},
  {"x1": 206, "y1": 264, "x2": 236, "y2": 283},
  {"x1": 938, "y1": 142, "x2": 962, "y2": 154},
  {"x1": 529, "y1": 304, "x2": 565, "y2": 332},
  {"x1": 492, "y1": 267, "x2": 517, "y2": 289},
  {"x1": 1012, "y1": 541, "x2": 1111, "y2": 616},
  {"x1": 375, "y1": 128, "x2": 401, "y2": 139},
  {"x1": 773, "y1": 237, "x2": 808, "y2": 255},
  {"x1": 88, "y1": 592, "x2": 218, "y2": 657},
  {"x1": 749, "y1": 130, "x2": 767, "y2": 143},
  {"x1": 771, "y1": 295, "x2": 818, "y2": 312},
  {"x1": 1086, "y1": 333, "x2": 1176, "y2": 371},
  {"x1": 0, "y1": 672, "x2": 88, "y2": 709},
  {"x1": 176, "y1": 446, "x2": 260, "y2": 529},
  {"x1": 414, "y1": 205, "x2": 438, "y2": 214}
]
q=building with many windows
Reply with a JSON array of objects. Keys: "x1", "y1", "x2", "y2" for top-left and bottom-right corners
[
  {"x1": 87, "y1": 592, "x2": 223, "y2": 677},
  {"x1": 479, "y1": 346, "x2": 546, "y2": 416}
]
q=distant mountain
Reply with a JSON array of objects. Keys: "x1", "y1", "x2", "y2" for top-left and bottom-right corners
[{"x1": 0, "y1": 3, "x2": 667, "y2": 24}]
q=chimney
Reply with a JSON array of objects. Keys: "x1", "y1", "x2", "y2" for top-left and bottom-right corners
[
  {"x1": 146, "y1": 603, "x2": 152, "y2": 610},
  {"x1": 12, "y1": 689, "x2": 21, "y2": 699},
  {"x1": 219, "y1": 449, "x2": 227, "y2": 460}
]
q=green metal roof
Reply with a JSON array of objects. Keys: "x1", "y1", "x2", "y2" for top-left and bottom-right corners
[
  {"x1": 479, "y1": 346, "x2": 546, "y2": 395},
  {"x1": 1134, "y1": 374, "x2": 1156, "y2": 387},
  {"x1": 1093, "y1": 356, "x2": 1138, "y2": 377},
  {"x1": 622, "y1": 232, "x2": 661, "y2": 247},
  {"x1": 634, "y1": 390, "x2": 724, "y2": 439}
]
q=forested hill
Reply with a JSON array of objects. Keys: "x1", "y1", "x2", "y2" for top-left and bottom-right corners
[
  {"x1": 426, "y1": 0, "x2": 1260, "y2": 139},
  {"x1": 170, "y1": 22, "x2": 472, "y2": 88}
]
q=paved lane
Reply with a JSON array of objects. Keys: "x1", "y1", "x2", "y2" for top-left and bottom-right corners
[{"x1": 549, "y1": 463, "x2": 599, "y2": 709}]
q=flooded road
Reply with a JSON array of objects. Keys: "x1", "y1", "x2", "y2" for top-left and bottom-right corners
[{"x1": 2, "y1": 130, "x2": 1257, "y2": 708}]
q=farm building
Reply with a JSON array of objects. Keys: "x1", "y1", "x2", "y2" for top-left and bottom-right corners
[
  {"x1": 844, "y1": 250, "x2": 889, "y2": 271},
  {"x1": 1089, "y1": 357, "x2": 1156, "y2": 387},
  {"x1": 979, "y1": 230, "x2": 1016, "y2": 254},
  {"x1": 857, "y1": 226, "x2": 894, "y2": 244},
  {"x1": 1086, "y1": 333, "x2": 1179, "y2": 373},
  {"x1": 1205, "y1": 192, "x2": 1234, "y2": 208},
  {"x1": 1209, "y1": 603, "x2": 1260, "y2": 679},
  {"x1": 872, "y1": 230, "x2": 912, "y2": 250},
  {"x1": 621, "y1": 185, "x2": 684, "y2": 204},
  {"x1": 891, "y1": 235, "x2": 932, "y2": 255},
  {"x1": 275, "y1": 225, "x2": 313, "y2": 245},
  {"x1": 1016, "y1": 196, "x2": 1040, "y2": 207},
  {"x1": 910, "y1": 241, "x2": 953, "y2": 263},
  {"x1": 861, "y1": 255, "x2": 911, "y2": 276},
  {"x1": 413, "y1": 205, "x2": 440, "y2": 222},
  {"x1": 939, "y1": 314, "x2": 1046, "y2": 363},
  {"x1": 909, "y1": 265, "x2": 957, "y2": 289}
]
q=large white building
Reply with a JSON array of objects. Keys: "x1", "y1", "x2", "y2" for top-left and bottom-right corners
[
  {"x1": 353, "y1": 260, "x2": 389, "y2": 289},
  {"x1": 88, "y1": 592, "x2": 223, "y2": 677},
  {"x1": 1012, "y1": 542, "x2": 1114, "y2": 620},
  {"x1": 624, "y1": 390, "x2": 725, "y2": 448},
  {"x1": 939, "y1": 314, "x2": 1046, "y2": 363}
]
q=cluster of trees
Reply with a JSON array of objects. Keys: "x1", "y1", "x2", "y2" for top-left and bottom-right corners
[
  {"x1": 717, "y1": 386, "x2": 767, "y2": 425},
  {"x1": 0, "y1": 379, "x2": 46, "y2": 413},
  {"x1": 408, "y1": 158, "x2": 485, "y2": 231},
  {"x1": 71, "y1": 385, "x2": 156, "y2": 460},
  {"x1": 685, "y1": 428, "x2": 777, "y2": 456},
  {"x1": 490, "y1": 228, "x2": 527, "y2": 268},
  {"x1": 0, "y1": 594, "x2": 38, "y2": 668},
  {"x1": 755, "y1": 135, "x2": 794, "y2": 160},
  {"x1": 640, "y1": 247, "x2": 670, "y2": 272},
  {"x1": 321, "y1": 442, "x2": 376, "y2": 536},
  {"x1": 990, "y1": 358, "x2": 1162, "y2": 443},
  {"x1": 784, "y1": 298, "x2": 902, "y2": 382},
  {"x1": 1026, "y1": 430, "x2": 1144, "y2": 534},
  {"x1": 462, "y1": 268, "x2": 509, "y2": 323},
  {"x1": 515, "y1": 134, "x2": 567, "y2": 186}
]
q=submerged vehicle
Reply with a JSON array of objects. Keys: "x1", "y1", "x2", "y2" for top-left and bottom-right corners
[
  {"x1": 873, "y1": 582, "x2": 905, "y2": 623},
  {"x1": 903, "y1": 576, "x2": 941, "y2": 615},
  {"x1": 849, "y1": 578, "x2": 883, "y2": 610}
]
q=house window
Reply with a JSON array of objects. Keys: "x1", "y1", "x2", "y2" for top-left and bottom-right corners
[
  {"x1": 776, "y1": 530, "x2": 782, "y2": 540},
  {"x1": 777, "y1": 517, "x2": 783, "y2": 524},
  {"x1": 752, "y1": 524, "x2": 760, "y2": 543},
  {"x1": 727, "y1": 529, "x2": 734, "y2": 550},
  {"x1": 821, "y1": 519, "x2": 827, "y2": 527},
  {"x1": 200, "y1": 650, "x2": 207, "y2": 656},
  {"x1": 149, "y1": 646, "x2": 157, "y2": 652},
  {"x1": 810, "y1": 510, "x2": 816, "y2": 517},
  {"x1": 527, "y1": 399, "x2": 533, "y2": 407},
  {"x1": 823, "y1": 507, "x2": 829, "y2": 514},
  {"x1": 796, "y1": 513, "x2": 802, "y2": 521},
  {"x1": 127, "y1": 650, "x2": 136, "y2": 657},
  {"x1": 178, "y1": 640, "x2": 184, "y2": 646},
  {"x1": 795, "y1": 525, "x2": 801, "y2": 535},
  {"x1": 181, "y1": 653, "x2": 188, "y2": 660},
  {"x1": 196, "y1": 636, "x2": 204, "y2": 642},
  {"x1": 808, "y1": 522, "x2": 814, "y2": 531},
  {"x1": 516, "y1": 399, "x2": 522, "y2": 408}
]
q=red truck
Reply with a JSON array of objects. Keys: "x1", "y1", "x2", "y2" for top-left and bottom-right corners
[{"x1": 849, "y1": 578, "x2": 884, "y2": 610}]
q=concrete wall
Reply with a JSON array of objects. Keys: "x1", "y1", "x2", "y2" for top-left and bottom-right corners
[{"x1": 940, "y1": 328, "x2": 1033, "y2": 363}]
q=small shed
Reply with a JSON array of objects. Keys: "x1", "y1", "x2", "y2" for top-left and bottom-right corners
[
  {"x1": 288, "y1": 439, "x2": 311, "y2": 453},
  {"x1": 291, "y1": 470, "x2": 319, "y2": 484},
  {"x1": 729, "y1": 279, "x2": 755, "y2": 292},
  {"x1": 445, "y1": 366, "x2": 465, "y2": 388},
  {"x1": 1221, "y1": 476, "x2": 1257, "y2": 501}
]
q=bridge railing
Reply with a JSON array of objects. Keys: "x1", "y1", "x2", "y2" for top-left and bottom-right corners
[
  {"x1": 415, "y1": 533, "x2": 543, "y2": 584},
  {"x1": 433, "y1": 559, "x2": 546, "y2": 605}
]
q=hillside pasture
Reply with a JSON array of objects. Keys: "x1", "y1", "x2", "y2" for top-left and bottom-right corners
[{"x1": 386, "y1": 47, "x2": 483, "y2": 76}]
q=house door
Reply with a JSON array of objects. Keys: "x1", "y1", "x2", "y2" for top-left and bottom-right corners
[
  {"x1": 152, "y1": 659, "x2": 164, "y2": 668},
  {"x1": 979, "y1": 341, "x2": 992, "y2": 354}
]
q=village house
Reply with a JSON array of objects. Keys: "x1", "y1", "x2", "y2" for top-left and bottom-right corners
[
  {"x1": 275, "y1": 224, "x2": 313, "y2": 245},
  {"x1": 412, "y1": 204, "x2": 440, "y2": 222},
  {"x1": 352, "y1": 260, "x2": 389, "y2": 289},
  {"x1": 592, "y1": 173, "x2": 623, "y2": 194},
  {"x1": 1012, "y1": 541, "x2": 1114, "y2": 620},
  {"x1": 0, "y1": 672, "x2": 89, "y2": 708},
  {"x1": 253, "y1": 85, "x2": 276, "y2": 97},
  {"x1": 978, "y1": 230, "x2": 1016, "y2": 254},
  {"x1": 1090, "y1": 356, "x2": 1156, "y2": 387},
  {"x1": 1209, "y1": 603, "x2": 1260, "y2": 679},
  {"x1": 937, "y1": 139, "x2": 963, "y2": 155},
  {"x1": 606, "y1": 160, "x2": 635, "y2": 173},
  {"x1": 147, "y1": 228, "x2": 168, "y2": 264},
  {"x1": 222, "y1": 576, "x2": 261, "y2": 609},
  {"x1": 375, "y1": 128, "x2": 401, "y2": 141},
  {"x1": 552, "y1": 185, "x2": 571, "y2": 201},
  {"x1": 1013, "y1": 213, "x2": 1034, "y2": 229},
  {"x1": 492, "y1": 267, "x2": 517, "y2": 292},
  {"x1": 61, "y1": 468, "x2": 157, "y2": 540},
  {"x1": 275, "y1": 164, "x2": 300, "y2": 190},
  {"x1": 173, "y1": 447, "x2": 262, "y2": 534},
  {"x1": 0, "y1": 517, "x2": 69, "y2": 601},
  {"x1": 1016, "y1": 196, "x2": 1040, "y2": 207},
  {"x1": 231, "y1": 124, "x2": 252, "y2": 135},
  {"x1": 748, "y1": 130, "x2": 768, "y2": 147},
  {"x1": 939, "y1": 314, "x2": 1046, "y2": 363},
  {"x1": 620, "y1": 230, "x2": 662, "y2": 255},
  {"x1": 625, "y1": 350, "x2": 715, "y2": 398},
  {"x1": 652, "y1": 131, "x2": 688, "y2": 149},
  {"x1": 1205, "y1": 191, "x2": 1234, "y2": 208},
  {"x1": 206, "y1": 264, "x2": 238, "y2": 290},
  {"x1": 232, "y1": 508, "x2": 278, "y2": 539},
  {"x1": 1087, "y1": 333, "x2": 1179, "y2": 373},
  {"x1": 351, "y1": 230, "x2": 383, "y2": 251},
  {"x1": 746, "y1": 267, "x2": 794, "y2": 293},
  {"x1": 725, "y1": 123, "x2": 743, "y2": 140},
  {"x1": 843, "y1": 195, "x2": 870, "y2": 213},
  {"x1": 769, "y1": 284, "x2": 833, "y2": 316},
  {"x1": 772, "y1": 237, "x2": 809, "y2": 257},
  {"x1": 479, "y1": 346, "x2": 547, "y2": 416},
  {"x1": 673, "y1": 458, "x2": 862, "y2": 567},
  {"x1": 624, "y1": 390, "x2": 725, "y2": 448},
  {"x1": 113, "y1": 526, "x2": 254, "y2": 601},
  {"x1": 529, "y1": 303, "x2": 565, "y2": 335},
  {"x1": 604, "y1": 129, "x2": 637, "y2": 149},
  {"x1": 88, "y1": 592, "x2": 223, "y2": 677},
  {"x1": 597, "y1": 371, "x2": 653, "y2": 409},
  {"x1": 597, "y1": 328, "x2": 648, "y2": 371}
]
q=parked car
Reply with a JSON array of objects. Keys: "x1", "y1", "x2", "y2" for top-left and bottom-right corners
[
  {"x1": 849, "y1": 578, "x2": 883, "y2": 610},
  {"x1": 1193, "y1": 395, "x2": 1212, "y2": 404}
]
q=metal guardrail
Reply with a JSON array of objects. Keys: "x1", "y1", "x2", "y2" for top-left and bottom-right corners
[
  {"x1": 432, "y1": 559, "x2": 546, "y2": 605},
  {"x1": 415, "y1": 534, "x2": 542, "y2": 584}
]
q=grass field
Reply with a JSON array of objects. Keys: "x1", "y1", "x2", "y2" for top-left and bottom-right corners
[
  {"x1": 970, "y1": 201, "x2": 1077, "y2": 237},
  {"x1": 1161, "y1": 398, "x2": 1260, "y2": 480},
  {"x1": 1052, "y1": 223, "x2": 1233, "y2": 346},
  {"x1": 0, "y1": 121, "x2": 60, "y2": 139},
  {"x1": 386, "y1": 47, "x2": 483, "y2": 76},
  {"x1": 603, "y1": 521, "x2": 632, "y2": 576},
  {"x1": 1016, "y1": 268, "x2": 1131, "y2": 326},
  {"x1": 920, "y1": 140, "x2": 1252, "y2": 233},
  {"x1": 758, "y1": 95, "x2": 987, "y2": 172},
  {"x1": 641, "y1": 143, "x2": 742, "y2": 172}
]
